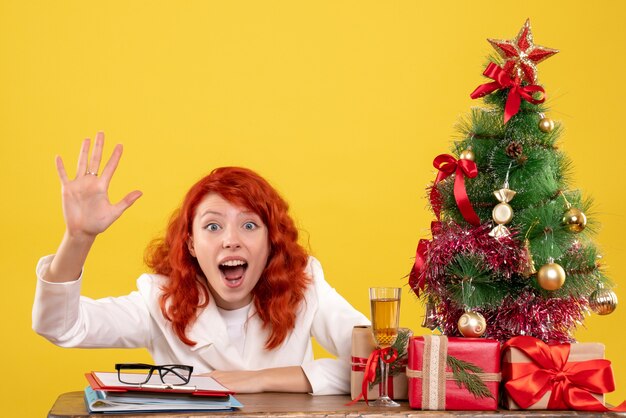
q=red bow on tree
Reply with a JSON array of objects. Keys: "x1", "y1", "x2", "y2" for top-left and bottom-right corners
[
  {"x1": 502, "y1": 336, "x2": 626, "y2": 412},
  {"x1": 409, "y1": 221, "x2": 442, "y2": 298},
  {"x1": 470, "y1": 62, "x2": 545, "y2": 124},
  {"x1": 409, "y1": 239, "x2": 430, "y2": 297},
  {"x1": 430, "y1": 154, "x2": 480, "y2": 226}
]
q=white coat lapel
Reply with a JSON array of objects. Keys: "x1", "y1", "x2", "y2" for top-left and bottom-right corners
[
  {"x1": 242, "y1": 301, "x2": 303, "y2": 368},
  {"x1": 187, "y1": 292, "x2": 251, "y2": 370},
  {"x1": 242, "y1": 302, "x2": 271, "y2": 366},
  {"x1": 187, "y1": 291, "x2": 228, "y2": 351}
]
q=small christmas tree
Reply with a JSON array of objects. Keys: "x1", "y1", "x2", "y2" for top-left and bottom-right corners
[{"x1": 409, "y1": 19, "x2": 618, "y2": 343}]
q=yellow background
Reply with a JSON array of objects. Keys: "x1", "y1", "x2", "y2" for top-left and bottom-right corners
[{"x1": 1, "y1": 1, "x2": 625, "y2": 415}]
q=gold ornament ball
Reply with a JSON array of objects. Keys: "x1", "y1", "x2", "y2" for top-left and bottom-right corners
[
  {"x1": 457, "y1": 311, "x2": 486, "y2": 337},
  {"x1": 459, "y1": 149, "x2": 475, "y2": 161},
  {"x1": 562, "y1": 207, "x2": 587, "y2": 232},
  {"x1": 537, "y1": 262, "x2": 566, "y2": 290},
  {"x1": 589, "y1": 288, "x2": 618, "y2": 315},
  {"x1": 539, "y1": 117, "x2": 555, "y2": 133}
]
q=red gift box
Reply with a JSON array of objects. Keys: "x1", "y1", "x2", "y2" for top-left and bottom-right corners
[{"x1": 406, "y1": 335, "x2": 500, "y2": 410}]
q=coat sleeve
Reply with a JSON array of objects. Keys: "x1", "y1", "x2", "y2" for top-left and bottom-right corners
[
  {"x1": 300, "y1": 257, "x2": 370, "y2": 395},
  {"x1": 32, "y1": 255, "x2": 155, "y2": 349}
]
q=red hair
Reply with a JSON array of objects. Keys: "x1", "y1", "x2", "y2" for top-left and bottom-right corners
[{"x1": 145, "y1": 167, "x2": 310, "y2": 350}]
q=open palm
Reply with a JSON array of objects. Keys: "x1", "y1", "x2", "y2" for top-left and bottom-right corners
[{"x1": 57, "y1": 132, "x2": 142, "y2": 239}]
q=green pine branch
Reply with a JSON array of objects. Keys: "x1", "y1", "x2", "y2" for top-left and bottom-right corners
[
  {"x1": 446, "y1": 355, "x2": 495, "y2": 400},
  {"x1": 447, "y1": 254, "x2": 508, "y2": 308}
]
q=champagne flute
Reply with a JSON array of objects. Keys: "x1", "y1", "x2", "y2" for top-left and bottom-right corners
[{"x1": 369, "y1": 287, "x2": 401, "y2": 407}]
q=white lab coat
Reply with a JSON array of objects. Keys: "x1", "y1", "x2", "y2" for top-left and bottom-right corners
[{"x1": 32, "y1": 255, "x2": 369, "y2": 395}]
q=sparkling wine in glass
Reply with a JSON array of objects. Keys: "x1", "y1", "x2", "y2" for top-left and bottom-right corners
[{"x1": 369, "y1": 287, "x2": 401, "y2": 407}]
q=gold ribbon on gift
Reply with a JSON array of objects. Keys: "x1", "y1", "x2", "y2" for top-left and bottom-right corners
[{"x1": 406, "y1": 335, "x2": 501, "y2": 410}]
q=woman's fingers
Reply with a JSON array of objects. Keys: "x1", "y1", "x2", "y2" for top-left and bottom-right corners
[
  {"x1": 87, "y1": 131, "x2": 105, "y2": 175},
  {"x1": 76, "y1": 138, "x2": 90, "y2": 177},
  {"x1": 113, "y1": 190, "x2": 143, "y2": 218},
  {"x1": 62, "y1": 132, "x2": 141, "y2": 213},
  {"x1": 55, "y1": 155, "x2": 69, "y2": 184},
  {"x1": 101, "y1": 143, "x2": 123, "y2": 185}
]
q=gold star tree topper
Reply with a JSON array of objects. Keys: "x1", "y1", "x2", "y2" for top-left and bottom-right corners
[{"x1": 488, "y1": 19, "x2": 558, "y2": 84}]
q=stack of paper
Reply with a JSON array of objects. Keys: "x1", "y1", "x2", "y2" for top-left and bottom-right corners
[{"x1": 84, "y1": 371, "x2": 243, "y2": 413}]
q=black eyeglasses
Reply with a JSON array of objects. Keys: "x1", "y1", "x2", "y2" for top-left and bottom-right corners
[{"x1": 115, "y1": 363, "x2": 193, "y2": 386}]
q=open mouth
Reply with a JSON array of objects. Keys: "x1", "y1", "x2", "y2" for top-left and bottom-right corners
[{"x1": 218, "y1": 259, "x2": 248, "y2": 287}]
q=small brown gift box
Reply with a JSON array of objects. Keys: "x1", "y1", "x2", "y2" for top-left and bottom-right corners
[
  {"x1": 350, "y1": 325, "x2": 411, "y2": 401},
  {"x1": 502, "y1": 339, "x2": 605, "y2": 409}
]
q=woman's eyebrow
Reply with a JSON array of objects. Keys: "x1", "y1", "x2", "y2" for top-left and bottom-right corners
[{"x1": 199, "y1": 210, "x2": 224, "y2": 218}]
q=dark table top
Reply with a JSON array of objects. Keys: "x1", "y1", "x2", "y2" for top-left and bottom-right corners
[{"x1": 48, "y1": 391, "x2": 625, "y2": 418}]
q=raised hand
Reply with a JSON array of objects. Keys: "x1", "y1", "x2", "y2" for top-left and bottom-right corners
[
  {"x1": 46, "y1": 132, "x2": 142, "y2": 282},
  {"x1": 56, "y1": 132, "x2": 142, "y2": 240}
]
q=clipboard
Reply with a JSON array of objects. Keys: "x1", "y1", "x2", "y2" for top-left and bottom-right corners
[{"x1": 86, "y1": 371, "x2": 234, "y2": 398}]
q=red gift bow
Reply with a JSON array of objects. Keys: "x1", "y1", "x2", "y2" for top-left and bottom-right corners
[
  {"x1": 502, "y1": 336, "x2": 626, "y2": 412},
  {"x1": 351, "y1": 347, "x2": 399, "y2": 405},
  {"x1": 351, "y1": 355, "x2": 407, "y2": 398},
  {"x1": 470, "y1": 62, "x2": 546, "y2": 124},
  {"x1": 430, "y1": 154, "x2": 480, "y2": 226}
]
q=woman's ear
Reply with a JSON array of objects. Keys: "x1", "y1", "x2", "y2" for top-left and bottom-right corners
[{"x1": 187, "y1": 235, "x2": 196, "y2": 257}]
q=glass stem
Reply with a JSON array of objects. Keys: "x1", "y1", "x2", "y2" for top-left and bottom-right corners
[{"x1": 379, "y1": 356, "x2": 390, "y2": 400}]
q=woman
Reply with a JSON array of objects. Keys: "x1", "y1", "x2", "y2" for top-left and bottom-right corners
[{"x1": 32, "y1": 132, "x2": 369, "y2": 395}]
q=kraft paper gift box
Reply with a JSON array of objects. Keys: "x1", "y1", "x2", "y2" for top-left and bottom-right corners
[
  {"x1": 502, "y1": 336, "x2": 607, "y2": 410},
  {"x1": 406, "y1": 335, "x2": 501, "y2": 410},
  {"x1": 350, "y1": 325, "x2": 411, "y2": 401}
]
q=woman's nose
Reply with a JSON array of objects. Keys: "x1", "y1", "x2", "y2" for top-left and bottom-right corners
[{"x1": 222, "y1": 227, "x2": 242, "y2": 249}]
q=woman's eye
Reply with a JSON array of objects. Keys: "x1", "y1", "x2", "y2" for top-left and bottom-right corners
[
  {"x1": 243, "y1": 222, "x2": 257, "y2": 230},
  {"x1": 205, "y1": 223, "x2": 221, "y2": 232}
]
